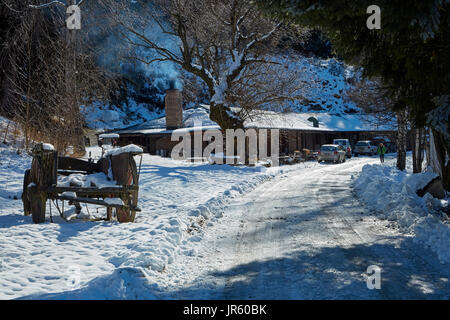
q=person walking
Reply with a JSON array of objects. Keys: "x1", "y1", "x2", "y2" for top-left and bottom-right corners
[{"x1": 377, "y1": 143, "x2": 387, "y2": 163}]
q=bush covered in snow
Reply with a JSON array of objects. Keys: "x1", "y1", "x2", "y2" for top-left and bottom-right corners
[{"x1": 354, "y1": 163, "x2": 449, "y2": 263}]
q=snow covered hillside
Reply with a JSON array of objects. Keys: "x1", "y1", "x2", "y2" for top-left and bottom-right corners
[
  {"x1": 82, "y1": 56, "x2": 361, "y2": 132},
  {"x1": 81, "y1": 100, "x2": 164, "y2": 131},
  {"x1": 278, "y1": 56, "x2": 359, "y2": 114}
]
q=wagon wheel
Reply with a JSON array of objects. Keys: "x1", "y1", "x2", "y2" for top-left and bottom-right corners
[
  {"x1": 106, "y1": 206, "x2": 113, "y2": 221},
  {"x1": 22, "y1": 169, "x2": 32, "y2": 216}
]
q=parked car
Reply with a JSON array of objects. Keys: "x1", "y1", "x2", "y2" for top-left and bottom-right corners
[
  {"x1": 318, "y1": 144, "x2": 346, "y2": 163},
  {"x1": 333, "y1": 139, "x2": 352, "y2": 158},
  {"x1": 353, "y1": 141, "x2": 378, "y2": 156}
]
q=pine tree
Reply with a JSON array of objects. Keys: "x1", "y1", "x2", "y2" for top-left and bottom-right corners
[{"x1": 258, "y1": 0, "x2": 449, "y2": 185}]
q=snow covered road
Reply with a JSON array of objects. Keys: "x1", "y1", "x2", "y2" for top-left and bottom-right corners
[{"x1": 154, "y1": 157, "x2": 449, "y2": 299}]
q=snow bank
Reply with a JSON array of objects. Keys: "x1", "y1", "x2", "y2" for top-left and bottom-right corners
[
  {"x1": 354, "y1": 163, "x2": 449, "y2": 263},
  {"x1": 208, "y1": 153, "x2": 241, "y2": 165},
  {"x1": 61, "y1": 192, "x2": 77, "y2": 199}
]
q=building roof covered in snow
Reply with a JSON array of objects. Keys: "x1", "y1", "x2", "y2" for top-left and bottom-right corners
[
  {"x1": 243, "y1": 109, "x2": 395, "y2": 132},
  {"x1": 115, "y1": 105, "x2": 395, "y2": 135},
  {"x1": 115, "y1": 106, "x2": 220, "y2": 135}
]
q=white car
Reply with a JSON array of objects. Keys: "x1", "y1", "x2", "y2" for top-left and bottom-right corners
[
  {"x1": 354, "y1": 141, "x2": 378, "y2": 156},
  {"x1": 318, "y1": 144, "x2": 346, "y2": 163},
  {"x1": 333, "y1": 139, "x2": 352, "y2": 158}
]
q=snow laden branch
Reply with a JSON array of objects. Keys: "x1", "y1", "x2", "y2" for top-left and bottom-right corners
[
  {"x1": 119, "y1": 23, "x2": 184, "y2": 66},
  {"x1": 28, "y1": 0, "x2": 86, "y2": 9},
  {"x1": 28, "y1": 1, "x2": 66, "y2": 9}
]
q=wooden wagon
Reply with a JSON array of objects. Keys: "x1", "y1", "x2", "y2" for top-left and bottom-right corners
[{"x1": 22, "y1": 143, "x2": 143, "y2": 223}]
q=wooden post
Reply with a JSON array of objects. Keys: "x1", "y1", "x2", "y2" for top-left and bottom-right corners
[
  {"x1": 29, "y1": 184, "x2": 46, "y2": 223},
  {"x1": 27, "y1": 144, "x2": 57, "y2": 223}
]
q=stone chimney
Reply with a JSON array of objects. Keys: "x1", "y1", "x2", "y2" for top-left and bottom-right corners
[{"x1": 165, "y1": 89, "x2": 183, "y2": 130}]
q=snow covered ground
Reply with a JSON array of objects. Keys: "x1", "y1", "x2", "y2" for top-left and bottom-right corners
[
  {"x1": 354, "y1": 157, "x2": 449, "y2": 263},
  {"x1": 0, "y1": 144, "x2": 306, "y2": 299},
  {"x1": 0, "y1": 141, "x2": 448, "y2": 299}
]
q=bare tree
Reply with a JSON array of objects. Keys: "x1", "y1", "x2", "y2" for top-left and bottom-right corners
[
  {"x1": 2, "y1": 2, "x2": 49, "y2": 149},
  {"x1": 100, "y1": 0, "x2": 307, "y2": 129},
  {"x1": 347, "y1": 77, "x2": 395, "y2": 125},
  {"x1": 1, "y1": 0, "x2": 114, "y2": 154},
  {"x1": 411, "y1": 127, "x2": 426, "y2": 173},
  {"x1": 396, "y1": 111, "x2": 410, "y2": 170},
  {"x1": 347, "y1": 77, "x2": 416, "y2": 171}
]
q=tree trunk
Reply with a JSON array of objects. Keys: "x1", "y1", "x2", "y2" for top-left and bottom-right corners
[
  {"x1": 65, "y1": 2, "x2": 86, "y2": 156},
  {"x1": 425, "y1": 128, "x2": 431, "y2": 168},
  {"x1": 419, "y1": 127, "x2": 426, "y2": 169},
  {"x1": 2, "y1": 119, "x2": 10, "y2": 143},
  {"x1": 210, "y1": 102, "x2": 244, "y2": 130},
  {"x1": 412, "y1": 127, "x2": 424, "y2": 173},
  {"x1": 430, "y1": 129, "x2": 450, "y2": 192},
  {"x1": 396, "y1": 110, "x2": 408, "y2": 171},
  {"x1": 12, "y1": 120, "x2": 18, "y2": 145},
  {"x1": 73, "y1": 124, "x2": 86, "y2": 155}
]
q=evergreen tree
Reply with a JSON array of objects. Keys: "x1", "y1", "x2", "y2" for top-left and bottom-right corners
[{"x1": 257, "y1": 0, "x2": 449, "y2": 187}]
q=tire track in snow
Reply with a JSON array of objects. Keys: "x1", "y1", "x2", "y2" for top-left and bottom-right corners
[
  {"x1": 312, "y1": 160, "x2": 449, "y2": 299},
  {"x1": 223, "y1": 173, "x2": 293, "y2": 299},
  {"x1": 221, "y1": 158, "x2": 377, "y2": 299}
]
